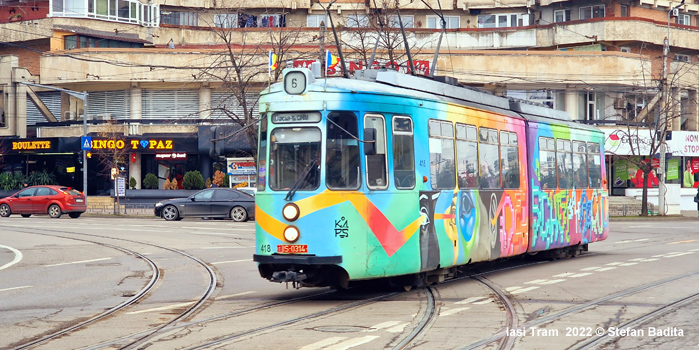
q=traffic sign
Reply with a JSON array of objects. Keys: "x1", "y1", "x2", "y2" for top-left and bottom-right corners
[{"x1": 81, "y1": 136, "x2": 92, "y2": 150}]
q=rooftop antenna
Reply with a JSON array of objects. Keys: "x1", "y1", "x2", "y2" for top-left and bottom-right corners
[
  {"x1": 394, "y1": 0, "x2": 416, "y2": 75},
  {"x1": 319, "y1": 0, "x2": 349, "y2": 78},
  {"x1": 420, "y1": 0, "x2": 446, "y2": 77}
]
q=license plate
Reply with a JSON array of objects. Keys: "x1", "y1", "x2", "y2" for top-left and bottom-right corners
[
  {"x1": 277, "y1": 245, "x2": 308, "y2": 254},
  {"x1": 75, "y1": 199, "x2": 84, "y2": 203}
]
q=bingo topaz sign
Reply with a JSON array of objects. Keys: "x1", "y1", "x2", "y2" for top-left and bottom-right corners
[{"x1": 89, "y1": 139, "x2": 175, "y2": 151}]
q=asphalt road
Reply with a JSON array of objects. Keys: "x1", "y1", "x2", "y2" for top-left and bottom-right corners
[{"x1": 0, "y1": 216, "x2": 697, "y2": 350}]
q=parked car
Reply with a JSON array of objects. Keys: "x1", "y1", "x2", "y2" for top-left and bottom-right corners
[
  {"x1": 0, "y1": 185, "x2": 86, "y2": 218},
  {"x1": 236, "y1": 187, "x2": 257, "y2": 197},
  {"x1": 154, "y1": 188, "x2": 255, "y2": 222}
]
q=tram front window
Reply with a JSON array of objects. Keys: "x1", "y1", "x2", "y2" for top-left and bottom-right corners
[{"x1": 269, "y1": 127, "x2": 321, "y2": 191}]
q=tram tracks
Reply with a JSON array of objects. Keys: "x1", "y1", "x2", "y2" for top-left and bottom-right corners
[
  {"x1": 6, "y1": 222, "x2": 697, "y2": 350},
  {"x1": 5, "y1": 226, "x2": 217, "y2": 350}
]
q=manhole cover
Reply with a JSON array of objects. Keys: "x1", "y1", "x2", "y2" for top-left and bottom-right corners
[{"x1": 313, "y1": 325, "x2": 369, "y2": 333}]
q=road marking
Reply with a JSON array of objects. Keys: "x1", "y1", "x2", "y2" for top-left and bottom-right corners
[
  {"x1": 367, "y1": 321, "x2": 402, "y2": 331},
  {"x1": 537, "y1": 279, "x2": 566, "y2": 285},
  {"x1": 510, "y1": 286, "x2": 539, "y2": 295},
  {"x1": 45, "y1": 258, "x2": 111, "y2": 267},
  {"x1": 664, "y1": 252, "x2": 694, "y2": 258},
  {"x1": 211, "y1": 259, "x2": 252, "y2": 265},
  {"x1": 0, "y1": 285, "x2": 32, "y2": 293},
  {"x1": 568, "y1": 273, "x2": 594, "y2": 278},
  {"x1": 595, "y1": 267, "x2": 617, "y2": 272},
  {"x1": 473, "y1": 299, "x2": 493, "y2": 304},
  {"x1": 440, "y1": 307, "x2": 470, "y2": 316},
  {"x1": 629, "y1": 258, "x2": 659, "y2": 262},
  {"x1": 505, "y1": 286, "x2": 523, "y2": 292},
  {"x1": 552, "y1": 272, "x2": 577, "y2": 277},
  {"x1": 299, "y1": 337, "x2": 347, "y2": 350},
  {"x1": 616, "y1": 239, "x2": 650, "y2": 244},
  {"x1": 605, "y1": 262, "x2": 624, "y2": 266},
  {"x1": 524, "y1": 279, "x2": 550, "y2": 284},
  {"x1": 690, "y1": 248, "x2": 699, "y2": 252},
  {"x1": 0, "y1": 245, "x2": 23, "y2": 271},
  {"x1": 323, "y1": 336, "x2": 379, "y2": 350},
  {"x1": 653, "y1": 252, "x2": 681, "y2": 257},
  {"x1": 217, "y1": 291, "x2": 256, "y2": 300},
  {"x1": 386, "y1": 323, "x2": 409, "y2": 333},
  {"x1": 127, "y1": 301, "x2": 196, "y2": 314},
  {"x1": 668, "y1": 240, "x2": 697, "y2": 245},
  {"x1": 580, "y1": 267, "x2": 602, "y2": 271},
  {"x1": 618, "y1": 263, "x2": 638, "y2": 266},
  {"x1": 456, "y1": 296, "x2": 487, "y2": 304}
]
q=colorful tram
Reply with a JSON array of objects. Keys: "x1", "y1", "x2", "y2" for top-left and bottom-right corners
[{"x1": 253, "y1": 68, "x2": 609, "y2": 289}]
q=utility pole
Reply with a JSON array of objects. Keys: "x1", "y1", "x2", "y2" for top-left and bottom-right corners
[
  {"x1": 320, "y1": 21, "x2": 325, "y2": 78},
  {"x1": 659, "y1": 0, "x2": 684, "y2": 216}
]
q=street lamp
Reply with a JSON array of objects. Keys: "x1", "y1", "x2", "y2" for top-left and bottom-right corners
[
  {"x1": 658, "y1": 0, "x2": 684, "y2": 216},
  {"x1": 20, "y1": 82, "x2": 88, "y2": 203}
]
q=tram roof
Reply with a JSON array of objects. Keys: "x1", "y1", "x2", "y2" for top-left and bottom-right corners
[{"x1": 266, "y1": 68, "x2": 601, "y2": 133}]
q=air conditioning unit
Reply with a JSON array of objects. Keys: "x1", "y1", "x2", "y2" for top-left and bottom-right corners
[
  {"x1": 95, "y1": 113, "x2": 112, "y2": 120},
  {"x1": 63, "y1": 111, "x2": 76, "y2": 120},
  {"x1": 672, "y1": 8, "x2": 679, "y2": 17},
  {"x1": 614, "y1": 98, "x2": 627, "y2": 109}
]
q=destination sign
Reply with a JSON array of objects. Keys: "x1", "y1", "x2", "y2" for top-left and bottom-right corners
[{"x1": 272, "y1": 112, "x2": 321, "y2": 123}]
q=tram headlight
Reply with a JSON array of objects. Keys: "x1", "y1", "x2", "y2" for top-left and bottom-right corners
[
  {"x1": 283, "y1": 226, "x2": 300, "y2": 243},
  {"x1": 282, "y1": 203, "x2": 300, "y2": 221}
]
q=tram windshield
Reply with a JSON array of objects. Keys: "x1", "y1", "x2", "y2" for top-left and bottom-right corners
[{"x1": 269, "y1": 127, "x2": 321, "y2": 191}]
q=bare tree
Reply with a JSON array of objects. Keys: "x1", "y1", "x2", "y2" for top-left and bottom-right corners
[
  {"x1": 92, "y1": 121, "x2": 130, "y2": 214},
  {"x1": 198, "y1": 9, "x2": 313, "y2": 159},
  {"x1": 607, "y1": 59, "x2": 698, "y2": 216},
  {"x1": 341, "y1": 3, "x2": 428, "y2": 75}
]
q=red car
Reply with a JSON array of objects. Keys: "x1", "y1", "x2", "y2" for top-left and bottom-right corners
[{"x1": 0, "y1": 185, "x2": 86, "y2": 218}]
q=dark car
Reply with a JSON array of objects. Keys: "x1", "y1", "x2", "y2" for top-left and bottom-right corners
[
  {"x1": 154, "y1": 188, "x2": 255, "y2": 222},
  {"x1": 0, "y1": 185, "x2": 86, "y2": 219}
]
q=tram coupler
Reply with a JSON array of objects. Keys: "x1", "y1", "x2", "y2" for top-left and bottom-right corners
[{"x1": 271, "y1": 270, "x2": 307, "y2": 283}]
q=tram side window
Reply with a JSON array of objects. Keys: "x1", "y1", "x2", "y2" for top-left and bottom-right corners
[
  {"x1": 429, "y1": 119, "x2": 456, "y2": 189},
  {"x1": 500, "y1": 131, "x2": 520, "y2": 189},
  {"x1": 557, "y1": 139, "x2": 573, "y2": 189},
  {"x1": 479, "y1": 127, "x2": 500, "y2": 189},
  {"x1": 539, "y1": 137, "x2": 557, "y2": 189},
  {"x1": 456, "y1": 123, "x2": 479, "y2": 188},
  {"x1": 572, "y1": 141, "x2": 588, "y2": 189},
  {"x1": 257, "y1": 115, "x2": 268, "y2": 191},
  {"x1": 326, "y1": 112, "x2": 360, "y2": 190},
  {"x1": 393, "y1": 116, "x2": 415, "y2": 189},
  {"x1": 588, "y1": 142, "x2": 602, "y2": 188},
  {"x1": 365, "y1": 114, "x2": 388, "y2": 189}
]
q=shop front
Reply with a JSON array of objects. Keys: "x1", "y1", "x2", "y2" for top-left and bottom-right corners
[
  {"x1": 0, "y1": 137, "x2": 83, "y2": 191},
  {"x1": 604, "y1": 129, "x2": 699, "y2": 211},
  {"x1": 87, "y1": 136, "x2": 199, "y2": 191}
]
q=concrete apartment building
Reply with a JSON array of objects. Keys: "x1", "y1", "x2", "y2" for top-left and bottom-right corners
[{"x1": 1, "y1": 0, "x2": 699, "y2": 204}]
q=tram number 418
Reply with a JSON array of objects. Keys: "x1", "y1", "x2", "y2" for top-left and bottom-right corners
[{"x1": 261, "y1": 244, "x2": 272, "y2": 253}]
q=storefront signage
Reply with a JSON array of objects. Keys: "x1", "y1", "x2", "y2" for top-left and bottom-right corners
[
  {"x1": 12, "y1": 140, "x2": 51, "y2": 150},
  {"x1": 90, "y1": 139, "x2": 174, "y2": 150},
  {"x1": 155, "y1": 152, "x2": 187, "y2": 160},
  {"x1": 666, "y1": 131, "x2": 699, "y2": 156},
  {"x1": 228, "y1": 158, "x2": 256, "y2": 176}
]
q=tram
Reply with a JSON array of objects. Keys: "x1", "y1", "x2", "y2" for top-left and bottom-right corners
[{"x1": 252, "y1": 67, "x2": 609, "y2": 289}]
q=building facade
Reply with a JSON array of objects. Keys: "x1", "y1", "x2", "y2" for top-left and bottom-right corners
[{"x1": 1, "y1": 0, "x2": 698, "y2": 195}]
